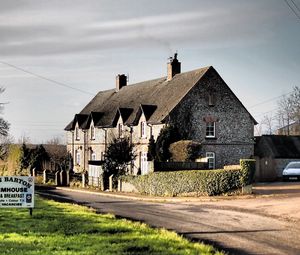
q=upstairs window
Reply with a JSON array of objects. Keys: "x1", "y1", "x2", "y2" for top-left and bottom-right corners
[
  {"x1": 208, "y1": 93, "x2": 216, "y2": 106},
  {"x1": 118, "y1": 123, "x2": 124, "y2": 138},
  {"x1": 141, "y1": 121, "x2": 147, "y2": 138},
  {"x1": 90, "y1": 126, "x2": 95, "y2": 140},
  {"x1": 75, "y1": 127, "x2": 80, "y2": 140},
  {"x1": 206, "y1": 152, "x2": 215, "y2": 169},
  {"x1": 206, "y1": 122, "x2": 215, "y2": 138},
  {"x1": 76, "y1": 150, "x2": 81, "y2": 165}
]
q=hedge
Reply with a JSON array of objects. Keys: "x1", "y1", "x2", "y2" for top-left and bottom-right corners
[{"x1": 122, "y1": 159, "x2": 256, "y2": 196}]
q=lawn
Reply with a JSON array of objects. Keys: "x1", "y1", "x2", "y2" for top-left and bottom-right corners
[{"x1": 0, "y1": 196, "x2": 223, "y2": 255}]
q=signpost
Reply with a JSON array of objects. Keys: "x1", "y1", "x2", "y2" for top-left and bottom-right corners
[{"x1": 0, "y1": 176, "x2": 34, "y2": 215}]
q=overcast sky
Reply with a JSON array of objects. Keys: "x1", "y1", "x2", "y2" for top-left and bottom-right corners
[{"x1": 0, "y1": 0, "x2": 299, "y2": 144}]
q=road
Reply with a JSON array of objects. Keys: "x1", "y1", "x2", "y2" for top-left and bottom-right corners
[{"x1": 36, "y1": 184, "x2": 300, "y2": 255}]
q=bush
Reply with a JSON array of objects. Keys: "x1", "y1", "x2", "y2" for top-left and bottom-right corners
[
  {"x1": 122, "y1": 159, "x2": 255, "y2": 196},
  {"x1": 169, "y1": 140, "x2": 202, "y2": 161},
  {"x1": 240, "y1": 159, "x2": 256, "y2": 186}
]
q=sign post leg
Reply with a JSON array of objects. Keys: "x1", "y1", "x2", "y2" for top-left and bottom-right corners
[{"x1": 29, "y1": 208, "x2": 33, "y2": 216}]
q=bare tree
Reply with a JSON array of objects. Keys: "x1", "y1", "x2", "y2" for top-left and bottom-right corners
[
  {"x1": 0, "y1": 87, "x2": 9, "y2": 137},
  {"x1": 277, "y1": 95, "x2": 293, "y2": 135},
  {"x1": 276, "y1": 86, "x2": 300, "y2": 135},
  {"x1": 290, "y1": 86, "x2": 300, "y2": 122},
  {"x1": 261, "y1": 114, "x2": 274, "y2": 135},
  {"x1": 46, "y1": 138, "x2": 69, "y2": 171}
]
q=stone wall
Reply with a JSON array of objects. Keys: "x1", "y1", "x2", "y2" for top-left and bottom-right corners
[{"x1": 170, "y1": 68, "x2": 255, "y2": 168}]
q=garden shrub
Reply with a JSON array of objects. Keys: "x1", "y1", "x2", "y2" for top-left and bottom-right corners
[
  {"x1": 240, "y1": 159, "x2": 256, "y2": 186},
  {"x1": 122, "y1": 159, "x2": 255, "y2": 196}
]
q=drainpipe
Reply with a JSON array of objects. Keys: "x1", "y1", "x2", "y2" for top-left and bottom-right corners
[
  {"x1": 71, "y1": 130, "x2": 74, "y2": 170},
  {"x1": 83, "y1": 130, "x2": 87, "y2": 171}
]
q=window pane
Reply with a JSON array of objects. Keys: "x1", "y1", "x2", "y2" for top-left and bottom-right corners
[{"x1": 206, "y1": 122, "x2": 215, "y2": 137}]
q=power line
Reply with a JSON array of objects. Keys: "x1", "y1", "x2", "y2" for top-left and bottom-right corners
[
  {"x1": 291, "y1": 0, "x2": 300, "y2": 12},
  {"x1": 284, "y1": 0, "x2": 300, "y2": 20},
  {"x1": 0, "y1": 61, "x2": 95, "y2": 96},
  {"x1": 248, "y1": 90, "x2": 293, "y2": 109}
]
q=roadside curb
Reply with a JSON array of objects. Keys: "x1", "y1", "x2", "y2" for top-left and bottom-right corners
[{"x1": 53, "y1": 186, "x2": 219, "y2": 203}]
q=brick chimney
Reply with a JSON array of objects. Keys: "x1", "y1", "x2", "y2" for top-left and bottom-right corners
[
  {"x1": 116, "y1": 74, "x2": 127, "y2": 92},
  {"x1": 167, "y1": 53, "x2": 181, "y2": 81}
]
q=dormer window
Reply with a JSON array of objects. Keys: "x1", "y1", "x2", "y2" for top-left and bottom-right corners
[
  {"x1": 141, "y1": 121, "x2": 147, "y2": 138},
  {"x1": 91, "y1": 125, "x2": 95, "y2": 140},
  {"x1": 76, "y1": 150, "x2": 81, "y2": 165},
  {"x1": 75, "y1": 127, "x2": 80, "y2": 140},
  {"x1": 118, "y1": 123, "x2": 124, "y2": 138}
]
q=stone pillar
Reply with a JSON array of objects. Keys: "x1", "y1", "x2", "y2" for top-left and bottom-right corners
[
  {"x1": 109, "y1": 175, "x2": 114, "y2": 192},
  {"x1": 82, "y1": 173, "x2": 86, "y2": 188},
  {"x1": 55, "y1": 171, "x2": 60, "y2": 186},
  {"x1": 148, "y1": 161, "x2": 154, "y2": 173},
  {"x1": 43, "y1": 170, "x2": 47, "y2": 184},
  {"x1": 32, "y1": 168, "x2": 36, "y2": 177},
  {"x1": 118, "y1": 179, "x2": 122, "y2": 192},
  {"x1": 99, "y1": 175, "x2": 104, "y2": 191},
  {"x1": 66, "y1": 170, "x2": 70, "y2": 186}
]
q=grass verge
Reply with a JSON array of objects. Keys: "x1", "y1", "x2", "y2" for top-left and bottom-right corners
[{"x1": 0, "y1": 196, "x2": 223, "y2": 255}]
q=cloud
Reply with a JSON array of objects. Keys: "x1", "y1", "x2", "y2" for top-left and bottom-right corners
[{"x1": 0, "y1": 2, "x2": 280, "y2": 58}]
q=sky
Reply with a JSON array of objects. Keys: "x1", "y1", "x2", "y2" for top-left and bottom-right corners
[{"x1": 0, "y1": 0, "x2": 299, "y2": 144}]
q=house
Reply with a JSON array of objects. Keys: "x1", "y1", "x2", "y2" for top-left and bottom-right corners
[
  {"x1": 276, "y1": 121, "x2": 300, "y2": 136},
  {"x1": 65, "y1": 54, "x2": 257, "y2": 175},
  {"x1": 254, "y1": 135, "x2": 300, "y2": 181}
]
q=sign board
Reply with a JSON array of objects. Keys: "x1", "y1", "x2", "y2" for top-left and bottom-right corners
[{"x1": 0, "y1": 176, "x2": 34, "y2": 208}]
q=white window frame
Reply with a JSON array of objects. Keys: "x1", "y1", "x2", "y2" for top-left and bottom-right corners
[
  {"x1": 76, "y1": 150, "x2": 81, "y2": 165},
  {"x1": 90, "y1": 125, "x2": 95, "y2": 140},
  {"x1": 141, "y1": 121, "x2": 147, "y2": 138},
  {"x1": 141, "y1": 152, "x2": 148, "y2": 175},
  {"x1": 206, "y1": 152, "x2": 215, "y2": 169},
  {"x1": 206, "y1": 122, "x2": 215, "y2": 138}
]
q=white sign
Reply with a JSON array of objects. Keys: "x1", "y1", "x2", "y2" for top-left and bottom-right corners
[{"x1": 0, "y1": 176, "x2": 34, "y2": 208}]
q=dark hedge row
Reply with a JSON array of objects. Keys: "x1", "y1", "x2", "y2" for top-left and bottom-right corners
[{"x1": 122, "y1": 159, "x2": 255, "y2": 196}]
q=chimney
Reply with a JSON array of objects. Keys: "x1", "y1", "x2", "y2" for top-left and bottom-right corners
[
  {"x1": 167, "y1": 53, "x2": 181, "y2": 81},
  {"x1": 116, "y1": 74, "x2": 127, "y2": 92}
]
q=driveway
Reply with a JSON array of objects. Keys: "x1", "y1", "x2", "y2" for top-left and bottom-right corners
[{"x1": 36, "y1": 183, "x2": 300, "y2": 255}]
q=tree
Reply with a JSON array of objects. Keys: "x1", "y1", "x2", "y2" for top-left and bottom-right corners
[
  {"x1": 147, "y1": 135, "x2": 156, "y2": 161},
  {"x1": 19, "y1": 144, "x2": 48, "y2": 172},
  {"x1": 103, "y1": 137, "x2": 136, "y2": 178},
  {"x1": 277, "y1": 86, "x2": 300, "y2": 135},
  {"x1": 45, "y1": 139, "x2": 69, "y2": 172},
  {"x1": 155, "y1": 125, "x2": 181, "y2": 161},
  {"x1": 290, "y1": 86, "x2": 300, "y2": 122},
  {"x1": 261, "y1": 114, "x2": 274, "y2": 135},
  {"x1": 0, "y1": 87, "x2": 10, "y2": 158}
]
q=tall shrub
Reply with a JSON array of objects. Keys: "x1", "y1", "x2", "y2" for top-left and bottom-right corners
[
  {"x1": 155, "y1": 125, "x2": 181, "y2": 161},
  {"x1": 240, "y1": 159, "x2": 256, "y2": 186}
]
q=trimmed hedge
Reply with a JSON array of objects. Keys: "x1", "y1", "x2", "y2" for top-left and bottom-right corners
[{"x1": 122, "y1": 159, "x2": 256, "y2": 196}]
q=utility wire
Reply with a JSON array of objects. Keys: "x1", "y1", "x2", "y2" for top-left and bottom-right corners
[
  {"x1": 0, "y1": 61, "x2": 95, "y2": 96},
  {"x1": 284, "y1": 0, "x2": 300, "y2": 20},
  {"x1": 248, "y1": 90, "x2": 293, "y2": 109},
  {"x1": 291, "y1": 0, "x2": 300, "y2": 12}
]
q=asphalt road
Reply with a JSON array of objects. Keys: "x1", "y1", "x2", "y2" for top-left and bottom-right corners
[{"x1": 36, "y1": 186, "x2": 300, "y2": 255}]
